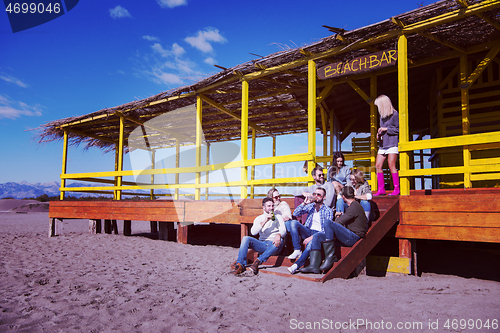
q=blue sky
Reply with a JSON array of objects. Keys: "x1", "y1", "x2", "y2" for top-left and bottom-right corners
[{"x1": 0, "y1": 0, "x2": 423, "y2": 184}]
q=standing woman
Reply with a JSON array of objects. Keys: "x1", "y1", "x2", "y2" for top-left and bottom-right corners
[{"x1": 373, "y1": 95, "x2": 399, "y2": 196}]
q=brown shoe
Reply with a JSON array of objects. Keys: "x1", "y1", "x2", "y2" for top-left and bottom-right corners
[
  {"x1": 231, "y1": 263, "x2": 246, "y2": 275},
  {"x1": 230, "y1": 261, "x2": 237, "y2": 270},
  {"x1": 249, "y1": 259, "x2": 261, "y2": 275}
]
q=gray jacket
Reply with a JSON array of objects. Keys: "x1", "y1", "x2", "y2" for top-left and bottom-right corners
[{"x1": 379, "y1": 110, "x2": 399, "y2": 149}]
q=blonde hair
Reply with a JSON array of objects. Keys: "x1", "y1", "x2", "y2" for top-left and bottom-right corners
[
  {"x1": 267, "y1": 188, "x2": 278, "y2": 199},
  {"x1": 374, "y1": 95, "x2": 395, "y2": 118},
  {"x1": 352, "y1": 169, "x2": 365, "y2": 187}
]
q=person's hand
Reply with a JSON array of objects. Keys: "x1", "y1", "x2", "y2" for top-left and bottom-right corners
[
  {"x1": 303, "y1": 235, "x2": 313, "y2": 246},
  {"x1": 335, "y1": 211, "x2": 342, "y2": 219},
  {"x1": 273, "y1": 234, "x2": 282, "y2": 247},
  {"x1": 303, "y1": 192, "x2": 313, "y2": 204}
]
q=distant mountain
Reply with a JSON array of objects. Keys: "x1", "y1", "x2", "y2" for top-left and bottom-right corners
[
  {"x1": 0, "y1": 181, "x2": 61, "y2": 199},
  {"x1": 0, "y1": 181, "x2": 174, "y2": 199}
]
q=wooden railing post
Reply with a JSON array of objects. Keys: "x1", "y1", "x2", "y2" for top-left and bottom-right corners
[
  {"x1": 398, "y1": 34, "x2": 410, "y2": 196},
  {"x1": 307, "y1": 59, "x2": 317, "y2": 184}
]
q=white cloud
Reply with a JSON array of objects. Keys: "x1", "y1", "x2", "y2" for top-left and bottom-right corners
[
  {"x1": 172, "y1": 43, "x2": 185, "y2": 57},
  {"x1": 185, "y1": 28, "x2": 227, "y2": 53},
  {"x1": 0, "y1": 74, "x2": 28, "y2": 88},
  {"x1": 142, "y1": 35, "x2": 160, "y2": 42},
  {"x1": 0, "y1": 95, "x2": 42, "y2": 120},
  {"x1": 156, "y1": 0, "x2": 187, "y2": 8},
  {"x1": 204, "y1": 57, "x2": 216, "y2": 65},
  {"x1": 109, "y1": 6, "x2": 131, "y2": 19},
  {"x1": 151, "y1": 42, "x2": 186, "y2": 58},
  {"x1": 151, "y1": 72, "x2": 183, "y2": 85}
]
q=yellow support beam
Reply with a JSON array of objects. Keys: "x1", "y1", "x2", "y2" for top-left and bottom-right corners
[
  {"x1": 150, "y1": 150, "x2": 155, "y2": 200},
  {"x1": 205, "y1": 143, "x2": 210, "y2": 200},
  {"x1": 460, "y1": 55, "x2": 472, "y2": 188},
  {"x1": 64, "y1": 127, "x2": 118, "y2": 145},
  {"x1": 316, "y1": 82, "x2": 335, "y2": 104},
  {"x1": 399, "y1": 164, "x2": 500, "y2": 177},
  {"x1": 195, "y1": 95, "x2": 203, "y2": 200},
  {"x1": 347, "y1": 79, "x2": 371, "y2": 102},
  {"x1": 59, "y1": 130, "x2": 68, "y2": 200},
  {"x1": 60, "y1": 152, "x2": 314, "y2": 179},
  {"x1": 465, "y1": 44, "x2": 500, "y2": 87},
  {"x1": 175, "y1": 139, "x2": 180, "y2": 200},
  {"x1": 241, "y1": 80, "x2": 249, "y2": 199},
  {"x1": 370, "y1": 75, "x2": 378, "y2": 189},
  {"x1": 308, "y1": 60, "x2": 317, "y2": 183},
  {"x1": 116, "y1": 116, "x2": 125, "y2": 200},
  {"x1": 251, "y1": 129, "x2": 256, "y2": 199},
  {"x1": 398, "y1": 34, "x2": 410, "y2": 196},
  {"x1": 399, "y1": 131, "x2": 500, "y2": 151}
]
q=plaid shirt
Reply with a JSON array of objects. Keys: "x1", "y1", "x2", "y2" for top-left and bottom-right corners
[{"x1": 293, "y1": 202, "x2": 333, "y2": 233}]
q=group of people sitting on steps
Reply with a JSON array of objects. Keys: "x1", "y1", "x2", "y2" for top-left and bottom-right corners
[{"x1": 230, "y1": 94, "x2": 400, "y2": 276}]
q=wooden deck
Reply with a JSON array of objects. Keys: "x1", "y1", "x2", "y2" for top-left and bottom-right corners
[
  {"x1": 397, "y1": 188, "x2": 500, "y2": 243},
  {"x1": 49, "y1": 188, "x2": 500, "y2": 280}
]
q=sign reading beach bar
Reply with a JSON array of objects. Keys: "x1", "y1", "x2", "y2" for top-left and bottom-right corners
[{"x1": 317, "y1": 49, "x2": 397, "y2": 80}]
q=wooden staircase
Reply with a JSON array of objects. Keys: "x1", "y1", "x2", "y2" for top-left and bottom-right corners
[{"x1": 248, "y1": 196, "x2": 400, "y2": 282}]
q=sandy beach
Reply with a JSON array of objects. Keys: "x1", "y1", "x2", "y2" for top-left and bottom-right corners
[{"x1": 0, "y1": 209, "x2": 499, "y2": 332}]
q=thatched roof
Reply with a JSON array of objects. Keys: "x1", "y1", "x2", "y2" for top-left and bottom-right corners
[{"x1": 38, "y1": 0, "x2": 500, "y2": 152}]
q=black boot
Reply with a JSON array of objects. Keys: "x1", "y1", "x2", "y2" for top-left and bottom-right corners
[
  {"x1": 319, "y1": 241, "x2": 338, "y2": 273},
  {"x1": 299, "y1": 250, "x2": 322, "y2": 274}
]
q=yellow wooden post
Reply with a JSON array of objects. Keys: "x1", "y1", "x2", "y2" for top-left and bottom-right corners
[
  {"x1": 460, "y1": 55, "x2": 472, "y2": 188},
  {"x1": 59, "y1": 130, "x2": 68, "y2": 200},
  {"x1": 251, "y1": 129, "x2": 256, "y2": 199},
  {"x1": 370, "y1": 75, "x2": 378, "y2": 189},
  {"x1": 116, "y1": 116, "x2": 125, "y2": 200},
  {"x1": 114, "y1": 144, "x2": 119, "y2": 200},
  {"x1": 272, "y1": 136, "x2": 276, "y2": 180},
  {"x1": 308, "y1": 60, "x2": 317, "y2": 183},
  {"x1": 150, "y1": 149, "x2": 155, "y2": 200},
  {"x1": 175, "y1": 139, "x2": 180, "y2": 200},
  {"x1": 398, "y1": 35, "x2": 410, "y2": 196},
  {"x1": 330, "y1": 110, "x2": 334, "y2": 158},
  {"x1": 195, "y1": 95, "x2": 202, "y2": 200},
  {"x1": 241, "y1": 80, "x2": 249, "y2": 199},
  {"x1": 205, "y1": 143, "x2": 210, "y2": 200}
]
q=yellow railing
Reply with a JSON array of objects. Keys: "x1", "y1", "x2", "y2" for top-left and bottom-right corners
[
  {"x1": 59, "y1": 152, "x2": 313, "y2": 197},
  {"x1": 398, "y1": 131, "x2": 500, "y2": 184}
]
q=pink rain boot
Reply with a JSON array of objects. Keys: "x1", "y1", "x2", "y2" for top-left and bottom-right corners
[
  {"x1": 373, "y1": 173, "x2": 386, "y2": 196},
  {"x1": 389, "y1": 172, "x2": 400, "y2": 196}
]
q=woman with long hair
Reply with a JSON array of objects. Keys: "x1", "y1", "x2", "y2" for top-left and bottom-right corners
[
  {"x1": 373, "y1": 95, "x2": 400, "y2": 196},
  {"x1": 327, "y1": 151, "x2": 351, "y2": 197},
  {"x1": 336, "y1": 169, "x2": 372, "y2": 227}
]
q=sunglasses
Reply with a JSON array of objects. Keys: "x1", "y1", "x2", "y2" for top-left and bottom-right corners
[
  {"x1": 312, "y1": 193, "x2": 323, "y2": 197},
  {"x1": 273, "y1": 195, "x2": 281, "y2": 199}
]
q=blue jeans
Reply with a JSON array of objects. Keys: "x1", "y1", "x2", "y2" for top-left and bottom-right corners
[
  {"x1": 236, "y1": 236, "x2": 284, "y2": 266},
  {"x1": 285, "y1": 220, "x2": 320, "y2": 251},
  {"x1": 294, "y1": 232, "x2": 326, "y2": 268},
  {"x1": 295, "y1": 220, "x2": 361, "y2": 269},
  {"x1": 324, "y1": 219, "x2": 360, "y2": 246},
  {"x1": 336, "y1": 199, "x2": 371, "y2": 214}
]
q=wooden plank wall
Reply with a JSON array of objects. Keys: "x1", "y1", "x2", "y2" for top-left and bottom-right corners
[
  {"x1": 397, "y1": 188, "x2": 500, "y2": 243},
  {"x1": 49, "y1": 200, "x2": 242, "y2": 224}
]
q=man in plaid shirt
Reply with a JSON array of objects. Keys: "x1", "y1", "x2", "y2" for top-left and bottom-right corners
[{"x1": 286, "y1": 187, "x2": 334, "y2": 273}]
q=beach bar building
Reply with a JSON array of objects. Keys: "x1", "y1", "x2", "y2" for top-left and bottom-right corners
[{"x1": 40, "y1": 0, "x2": 500, "y2": 281}]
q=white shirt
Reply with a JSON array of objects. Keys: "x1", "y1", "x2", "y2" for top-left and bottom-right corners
[{"x1": 310, "y1": 210, "x2": 322, "y2": 232}]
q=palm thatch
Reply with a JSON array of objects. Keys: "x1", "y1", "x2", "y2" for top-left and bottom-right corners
[{"x1": 37, "y1": 0, "x2": 500, "y2": 152}]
